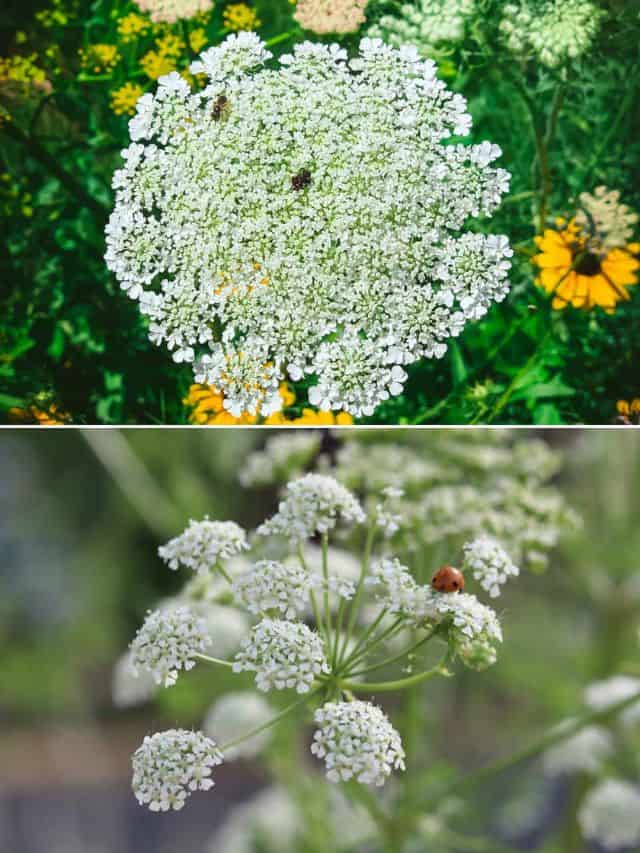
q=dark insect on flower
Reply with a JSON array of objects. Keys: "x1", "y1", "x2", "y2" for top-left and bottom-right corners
[
  {"x1": 212, "y1": 95, "x2": 229, "y2": 121},
  {"x1": 291, "y1": 169, "x2": 312, "y2": 191},
  {"x1": 431, "y1": 565, "x2": 465, "y2": 593}
]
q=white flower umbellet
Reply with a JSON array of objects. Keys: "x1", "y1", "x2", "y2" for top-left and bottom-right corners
[
  {"x1": 106, "y1": 34, "x2": 511, "y2": 417},
  {"x1": 257, "y1": 474, "x2": 365, "y2": 542},
  {"x1": 311, "y1": 700, "x2": 406, "y2": 785},
  {"x1": 462, "y1": 535, "x2": 520, "y2": 597},
  {"x1": 132, "y1": 729, "x2": 223, "y2": 812},
  {"x1": 159, "y1": 518, "x2": 248, "y2": 574},
  {"x1": 542, "y1": 723, "x2": 613, "y2": 777},
  {"x1": 578, "y1": 779, "x2": 640, "y2": 850},
  {"x1": 366, "y1": 557, "x2": 438, "y2": 624},
  {"x1": 133, "y1": 0, "x2": 212, "y2": 23},
  {"x1": 232, "y1": 559, "x2": 320, "y2": 619},
  {"x1": 203, "y1": 691, "x2": 275, "y2": 760},
  {"x1": 233, "y1": 618, "x2": 330, "y2": 693},
  {"x1": 130, "y1": 605, "x2": 209, "y2": 687}
]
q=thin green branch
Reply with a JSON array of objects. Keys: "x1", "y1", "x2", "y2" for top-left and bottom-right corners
[{"x1": 442, "y1": 689, "x2": 640, "y2": 798}]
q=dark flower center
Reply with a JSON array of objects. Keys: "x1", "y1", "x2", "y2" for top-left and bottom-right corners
[
  {"x1": 291, "y1": 169, "x2": 311, "y2": 191},
  {"x1": 573, "y1": 251, "x2": 602, "y2": 277}
]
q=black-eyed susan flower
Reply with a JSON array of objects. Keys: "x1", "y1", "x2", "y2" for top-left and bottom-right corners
[{"x1": 533, "y1": 217, "x2": 639, "y2": 312}]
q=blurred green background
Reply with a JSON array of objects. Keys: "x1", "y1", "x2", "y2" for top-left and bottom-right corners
[{"x1": 0, "y1": 427, "x2": 639, "y2": 852}]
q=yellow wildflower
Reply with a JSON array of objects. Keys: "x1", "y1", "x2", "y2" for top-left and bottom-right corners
[
  {"x1": 79, "y1": 43, "x2": 120, "y2": 74},
  {"x1": 184, "y1": 380, "x2": 353, "y2": 425},
  {"x1": 155, "y1": 33, "x2": 186, "y2": 58},
  {"x1": 616, "y1": 398, "x2": 640, "y2": 426},
  {"x1": 35, "y1": 0, "x2": 69, "y2": 28},
  {"x1": 111, "y1": 82, "x2": 145, "y2": 116},
  {"x1": 117, "y1": 13, "x2": 151, "y2": 43},
  {"x1": 0, "y1": 54, "x2": 48, "y2": 87},
  {"x1": 140, "y1": 49, "x2": 176, "y2": 79},
  {"x1": 533, "y1": 217, "x2": 639, "y2": 312},
  {"x1": 223, "y1": 2, "x2": 261, "y2": 31},
  {"x1": 189, "y1": 27, "x2": 208, "y2": 53},
  {"x1": 8, "y1": 402, "x2": 69, "y2": 425}
]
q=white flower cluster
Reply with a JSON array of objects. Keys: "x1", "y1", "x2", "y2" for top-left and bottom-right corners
[
  {"x1": 134, "y1": 0, "x2": 213, "y2": 23},
  {"x1": 578, "y1": 779, "x2": 640, "y2": 850},
  {"x1": 132, "y1": 729, "x2": 223, "y2": 811},
  {"x1": 584, "y1": 675, "x2": 640, "y2": 729},
  {"x1": 106, "y1": 34, "x2": 511, "y2": 417},
  {"x1": 233, "y1": 618, "x2": 330, "y2": 693},
  {"x1": 239, "y1": 432, "x2": 321, "y2": 488},
  {"x1": 366, "y1": 557, "x2": 438, "y2": 624},
  {"x1": 232, "y1": 559, "x2": 320, "y2": 619},
  {"x1": 368, "y1": 0, "x2": 476, "y2": 56},
  {"x1": 257, "y1": 474, "x2": 365, "y2": 542},
  {"x1": 542, "y1": 723, "x2": 613, "y2": 777},
  {"x1": 113, "y1": 650, "x2": 158, "y2": 708},
  {"x1": 159, "y1": 518, "x2": 248, "y2": 574},
  {"x1": 203, "y1": 691, "x2": 274, "y2": 760},
  {"x1": 130, "y1": 606, "x2": 209, "y2": 687},
  {"x1": 294, "y1": 0, "x2": 368, "y2": 34},
  {"x1": 311, "y1": 700, "x2": 406, "y2": 785},
  {"x1": 500, "y1": 0, "x2": 603, "y2": 68},
  {"x1": 462, "y1": 535, "x2": 520, "y2": 597},
  {"x1": 435, "y1": 593, "x2": 502, "y2": 670},
  {"x1": 207, "y1": 786, "x2": 303, "y2": 853},
  {"x1": 576, "y1": 186, "x2": 639, "y2": 251}
]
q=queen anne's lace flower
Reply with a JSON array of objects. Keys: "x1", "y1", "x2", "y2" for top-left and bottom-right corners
[
  {"x1": 500, "y1": 0, "x2": 603, "y2": 68},
  {"x1": 106, "y1": 35, "x2": 510, "y2": 417},
  {"x1": 542, "y1": 723, "x2": 613, "y2": 777},
  {"x1": 584, "y1": 675, "x2": 640, "y2": 728},
  {"x1": 134, "y1": 0, "x2": 213, "y2": 24},
  {"x1": 132, "y1": 729, "x2": 223, "y2": 811},
  {"x1": 130, "y1": 606, "x2": 209, "y2": 687},
  {"x1": 578, "y1": 779, "x2": 640, "y2": 850},
  {"x1": 576, "y1": 186, "x2": 639, "y2": 251},
  {"x1": 368, "y1": 0, "x2": 476, "y2": 55},
  {"x1": 203, "y1": 691, "x2": 274, "y2": 759},
  {"x1": 366, "y1": 558, "x2": 438, "y2": 624},
  {"x1": 233, "y1": 618, "x2": 330, "y2": 693},
  {"x1": 435, "y1": 592, "x2": 502, "y2": 669},
  {"x1": 257, "y1": 474, "x2": 365, "y2": 542},
  {"x1": 159, "y1": 518, "x2": 248, "y2": 574},
  {"x1": 462, "y1": 535, "x2": 520, "y2": 597},
  {"x1": 232, "y1": 559, "x2": 319, "y2": 619},
  {"x1": 294, "y1": 0, "x2": 368, "y2": 34},
  {"x1": 311, "y1": 700, "x2": 405, "y2": 785}
]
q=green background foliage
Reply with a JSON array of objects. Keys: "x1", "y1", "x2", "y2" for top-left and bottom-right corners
[{"x1": 1, "y1": 0, "x2": 639, "y2": 424}]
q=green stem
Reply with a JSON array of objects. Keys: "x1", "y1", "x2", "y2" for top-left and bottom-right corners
[
  {"x1": 442, "y1": 689, "x2": 640, "y2": 798},
  {"x1": 194, "y1": 653, "x2": 233, "y2": 668},
  {"x1": 339, "y1": 616, "x2": 405, "y2": 675},
  {"x1": 337, "y1": 525, "x2": 376, "y2": 664},
  {"x1": 348, "y1": 627, "x2": 439, "y2": 677},
  {"x1": 338, "y1": 653, "x2": 450, "y2": 693},
  {"x1": 485, "y1": 329, "x2": 551, "y2": 423},
  {"x1": 321, "y1": 532, "x2": 333, "y2": 651},
  {"x1": 221, "y1": 687, "x2": 321, "y2": 752}
]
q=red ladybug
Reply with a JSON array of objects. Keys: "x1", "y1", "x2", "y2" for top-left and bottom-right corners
[{"x1": 431, "y1": 565, "x2": 465, "y2": 593}]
